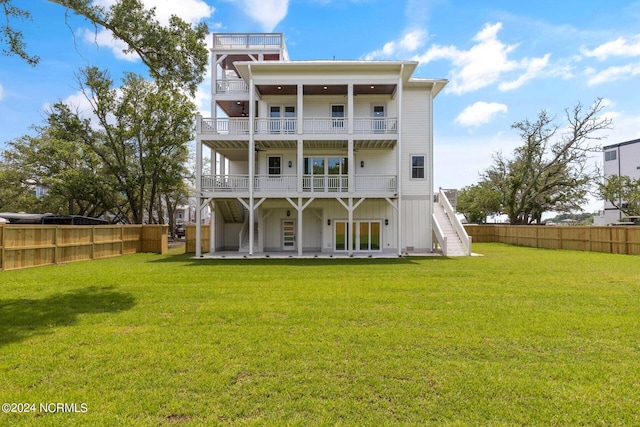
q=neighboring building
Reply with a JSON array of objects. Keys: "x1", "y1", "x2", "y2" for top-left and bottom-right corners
[
  {"x1": 595, "y1": 138, "x2": 640, "y2": 225},
  {"x1": 194, "y1": 33, "x2": 470, "y2": 257}
]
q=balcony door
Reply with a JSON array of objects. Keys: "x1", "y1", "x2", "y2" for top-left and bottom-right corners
[
  {"x1": 303, "y1": 156, "x2": 347, "y2": 192},
  {"x1": 373, "y1": 105, "x2": 385, "y2": 133},
  {"x1": 270, "y1": 105, "x2": 295, "y2": 134}
]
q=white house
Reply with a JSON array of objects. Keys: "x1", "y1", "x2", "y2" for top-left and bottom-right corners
[
  {"x1": 194, "y1": 33, "x2": 470, "y2": 257},
  {"x1": 595, "y1": 138, "x2": 640, "y2": 225}
]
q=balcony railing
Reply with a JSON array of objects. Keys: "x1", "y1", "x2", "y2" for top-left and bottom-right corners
[
  {"x1": 215, "y1": 79, "x2": 249, "y2": 94},
  {"x1": 201, "y1": 175, "x2": 249, "y2": 192},
  {"x1": 214, "y1": 33, "x2": 284, "y2": 49},
  {"x1": 302, "y1": 175, "x2": 349, "y2": 192},
  {"x1": 201, "y1": 174, "x2": 397, "y2": 193},
  {"x1": 201, "y1": 118, "x2": 249, "y2": 135},
  {"x1": 199, "y1": 117, "x2": 398, "y2": 136}
]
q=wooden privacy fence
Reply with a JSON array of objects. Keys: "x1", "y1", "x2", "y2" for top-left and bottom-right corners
[
  {"x1": 465, "y1": 225, "x2": 640, "y2": 255},
  {"x1": 0, "y1": 224, "x2": 168, "y2": 271}
]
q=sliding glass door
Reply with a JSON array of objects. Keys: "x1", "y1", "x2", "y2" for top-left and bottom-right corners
[{"x1": 334, "y1": 220, "x2": 381, "y2": 252}]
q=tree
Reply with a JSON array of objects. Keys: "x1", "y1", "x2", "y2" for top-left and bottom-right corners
[
  {"x1": 456, "y1": 182, "x2": 502, "y2": 223},
  {"x1": 479, "y1": 99, "x2": 612, "y2": 224},
  {"x1": 78, "y1": 66, "x2": 193, "y2": 224},
  {"x1": 1, "y1": 103, "x2": 122, "y2": 217},
  {"x1": 1, "y1": 0, "x2": 208, "y2": 95},
  {"x1": 599, "y1": 175, "x2": 640, "y2": 217}
]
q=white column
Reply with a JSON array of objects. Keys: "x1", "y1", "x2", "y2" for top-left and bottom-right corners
[
  {"x1": 297, "y1": 139, "x2": 303, "y2": 193},
  {"x1": 348, "y1": 139, "x2": 354, "y2": 193},
  {"x1": 249, "y1": 69, "x2": 255, "y2": 256},
  {"x1": 348, "y1": 197, "x2": 353, "y2": 257},
  {"x1": 297, "y1": 83, "x2": 303, "y2": 135},
  {"x1": 214, "y1": 200, "x2": 216, "y2": 254},
  {"x1": 297, "y1": 197, "x2": 303, "y2": 257},
  {"x1": 347, "y1": 83, "x2": 354, "y2": 134},
  {"x1": 195, "y1": 115, "x2": 202, "y2": 258},
  {"x1": 397, "y1": 67, "x2": 404, "y2": 256}
]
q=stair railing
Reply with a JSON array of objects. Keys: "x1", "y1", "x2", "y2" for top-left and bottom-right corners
[{"x1": 439, "y1": 188, "x2": 472, "y2": 255}]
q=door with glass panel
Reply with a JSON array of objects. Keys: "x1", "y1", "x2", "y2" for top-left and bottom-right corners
[
  {"x1": 334, "y1": 220, "x2": 381, "y2": 252},
  {"x1": 270, "y1": 106, "x2": 281, "y2": 133},
  {"x1": 373, "y1": 105, "x2": 385, "y2": 133},
  {"x1": 327, "y1": 157, "x2": 348, "y2": 192},
  {"x1": 282, "y1": 220, "x2": 296, "y2": 250}
]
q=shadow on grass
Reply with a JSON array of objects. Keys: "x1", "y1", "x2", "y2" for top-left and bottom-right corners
[
  {"x1": 150, "y1": 252, "x2": 457, "y2": 266},
  {"x1": 0, "y1": 286, "x2": 136, "y2": 347}
]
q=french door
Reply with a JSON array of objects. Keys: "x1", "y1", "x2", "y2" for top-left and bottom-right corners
[{"x1": 334, "y1": 220, "x2": 381, "y2": 252}]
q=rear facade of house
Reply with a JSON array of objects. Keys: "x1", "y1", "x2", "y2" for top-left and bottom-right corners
[
  {"x1": 595, "y1": 138, "x2": 640, "y2": 225},
  {"x1": 194, "y1": 33, "x2": 465, "y2": 257}
]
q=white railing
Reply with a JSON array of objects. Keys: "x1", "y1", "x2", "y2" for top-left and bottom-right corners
[
  {"x1": 302, "y1": 118, "x2": 348, "y2": 134},
  {"x1": 355, "y1": 175, "x2": 397, "y2": 192},
  {"x1": 214, "y1": 33, "x2": 283, "y2": 49},
  {"x1": 202, "y1": 174, "x2": 398, "y2": 194},
  {"x1": 254, "y1": 175, "x2": 297, "y2": 191},
  {"x1": 302, "y1": 175, "x2": 349, "y2": 193},
  {"x1": 201, "y1": 175, "x2": 250, "y2": 192},
  {"x1": 353, "y1": 118, "x2": 398, "y2": 134},
  {"x1": 215, "y1": 79, "x2": 248, "y2": 94},
  {"x1": 439, "y1": 188, "x2": 472, "y2": 255},
  {"x1": 199, "y1": 117, "x2": 401, "y2": 136},
  {"x1": 431, "y1": 213, "x2": 448, "y2": 255},
  {"x1": 200, "y1": 118, "x2": 249, "y2": 135},
  {"x1": 254, "y1": 118, "x2": 297, "y2": 135}
]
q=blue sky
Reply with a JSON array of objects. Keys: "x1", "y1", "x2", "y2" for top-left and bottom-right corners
[{"x1": 2, "y1": 0, "x2": 640, "y2": 213}]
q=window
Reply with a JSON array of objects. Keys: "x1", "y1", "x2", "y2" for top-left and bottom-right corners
[
  {"x1": 268, "y1": 156, "x2": 281, "y2": 176},
  {"x1": 411, "y1": 155, "x2": 425, "y2": 179},
  {"x1": 605, "y1": 150, "x2": 617, "y2": 161}
]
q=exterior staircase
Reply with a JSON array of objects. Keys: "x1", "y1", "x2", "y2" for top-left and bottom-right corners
[
  {"x1": 432, "y1": 189, "x2": 472, "y2": 256},
  {"x1": 216, "y1": 199, "x2": 245, "y2": 223},
  {"x1": 239, "y1": 221, "x2": 259, "y2": 253}
]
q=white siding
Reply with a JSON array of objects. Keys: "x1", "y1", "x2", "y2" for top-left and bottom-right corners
[
  {"x1": 401, "y1": 198, "x2": 431, "y2": 253},
  {"x1": 400, "y1": 87, "x2": 431, "y2": 196}
]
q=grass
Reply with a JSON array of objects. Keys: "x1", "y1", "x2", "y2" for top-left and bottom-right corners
[{"x1": 1, "y1": 243, "x2": 640, "y2": 425}]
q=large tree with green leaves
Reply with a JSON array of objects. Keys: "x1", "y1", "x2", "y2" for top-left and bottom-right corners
[
  {"x1": 456, "y1": 182, "x2": 502, "y2": 223},
  {"x1": 1, "y1": 0, "x2": 209, "y2": 95},
  {"x1": 1, "y1": 103, "x2": 124, "y2": 218},
  {"x1": 78, "y1": 66, "x2": 193, "y2": 224},
  {"x1": 464, "y1": 99, "x2": 612, "y2": 224},
  {"x1": 599, "y1": 175, "x2": 640, "y2": 217}
]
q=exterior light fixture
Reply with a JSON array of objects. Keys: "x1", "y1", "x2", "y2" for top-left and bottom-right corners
[
  {"x1": 327, "y1": 219, "x2": 331, "y2": 226},
  {"x1": 360, "y1": 160, "x2": 364, "y2": 168},
  {"x1": 288, "y1": 161, "x2": 292, "y2": 167},
  {"x1": 323, "y1": 86, "x2": 328, "y2": 90},
  {"x1": 286, "y1": 210, "x2": 291, "y2": 217},
  {"x1": 385, "y1": 219, "x2": 389, "y2": 226}
]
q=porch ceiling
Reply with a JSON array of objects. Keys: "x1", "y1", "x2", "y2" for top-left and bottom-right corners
[{"x1": 203, "y1": 139, "x2": 396, "y2": 158}]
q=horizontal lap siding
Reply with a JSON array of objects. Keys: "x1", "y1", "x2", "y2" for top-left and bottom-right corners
[{"x1": 400, "y1": 88, "x2": 431, "y2": 196}]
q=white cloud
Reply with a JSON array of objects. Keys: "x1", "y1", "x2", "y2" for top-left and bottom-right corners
[
  {"x1": 585, "y1": 62, "x2": 640, "y2": 86},
  {"x1": 499, "y1": 54, "x2": 550, "y2": 91},
  {"x1": 581, "y1": 35, "x2": 640, "y2": 61},
  {"x1": 363, "y1": 29, "x2": 427, "y2": 60},
  {"x1": 413, "y1": 22, "x2": 550, "y2": 94},
  {"x1": 455, "y1": 101, "x2": 508, "y2": 127},
  {"x1": 233, "y1": 0, "x2": 289, "y2": 32},
  {"x1": 80, "y1": 28, "x2": 138, "y2": 61},
  {"x1": 0, "y1": 83, "x2": 4, "y2": 101}
]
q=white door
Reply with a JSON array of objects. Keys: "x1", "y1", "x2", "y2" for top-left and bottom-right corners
[{"x1": 282, "y1": 220, "x2": 296, "y2": 250}]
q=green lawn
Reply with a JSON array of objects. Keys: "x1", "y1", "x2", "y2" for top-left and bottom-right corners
[{"x1": 1, "y1": 244, "x2": 639, "y2": 426}]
